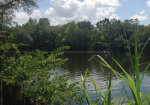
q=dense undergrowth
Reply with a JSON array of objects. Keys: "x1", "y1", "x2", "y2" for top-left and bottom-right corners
[{"x1": 0, "y1": 32, "x2": 83, "y2": 105}]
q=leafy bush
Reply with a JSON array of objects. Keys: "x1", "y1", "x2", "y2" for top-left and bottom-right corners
[
  {"x1": 2, "y1": 46, "x2": 81, "y2": 104},
  {"x1": 0, "y1": 33, "x2": 81, "y2": 104}
]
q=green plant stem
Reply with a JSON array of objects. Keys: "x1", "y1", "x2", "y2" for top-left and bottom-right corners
[
  {"x1": 108, "y1": 73, "x2": 112, "y2": 105},
  {"x1": 134, "y1": 30, "x2": 141, "y2": 105}
]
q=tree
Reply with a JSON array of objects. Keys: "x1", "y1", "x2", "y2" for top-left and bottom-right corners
[
  {"x1": 0, "y1": 32, "x2": 20, "y2": 73},
  {"x1": 0, "y1": 0, "x2": 38, "y2": 11},
  {"x1": 11, "y1": 18, "x2": 37, "y2": 50},
  {"x1": 64, "y1": 22, "x2": 79, "y2": 50},
  {"x1": 76, "y1": 21, "x2": 93, "y2": 50},
  {"x1": 96, "y1": 18, "x2": 110, "y2": 29},
  {"x1": 13, "y1": 26, "x2": 32, "y2": 43},
  {"x1": 0, "y1": 0, "x2": 38, "y2": 29},
  {"x1": 33, "y1": 18, "x2": 58, "y2": 51}
]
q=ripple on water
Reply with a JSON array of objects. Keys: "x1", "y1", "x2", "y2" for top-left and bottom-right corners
[{"x1": 55, "y1": 53, "x2": 150, "y2": 104}]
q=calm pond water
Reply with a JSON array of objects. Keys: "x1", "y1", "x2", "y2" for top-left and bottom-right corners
[{"x1": 55, "y1": 52, "x2": 150, "y2": 104}]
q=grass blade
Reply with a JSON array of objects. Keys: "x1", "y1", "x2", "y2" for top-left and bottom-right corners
[
  {"x1": 108, "y1": 73, "x2": 112, "y2": 105},
  {"x1": 142, "y1": 92, "x2": 150, "y2": 103},
  {"x1": 98, "y1": 57, "x2": 139, "y2": 104},
  {"x1": 89, "y1": 72, "x2": 106, "y2": 104},
  {"x1": 139, "y1": 37, "x2": 150, "y2": 60},
  {"x1": 140, "y1": 63, "x2": 150, "y2": 85},
  {"x1": 78, "y1": 82, "x2": 92, "y2": 104},
  {"x1": 80, "y1": 70, "x2": 92, "y2": 104}
]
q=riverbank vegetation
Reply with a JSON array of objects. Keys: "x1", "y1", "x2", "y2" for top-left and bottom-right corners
[
  {"x1": 80, "y1": 31, "x2": 150, "y2": 104},
  {"x1": 1, "y1": 1, "x2": 150, "y2": 52},
  {"x1": 0, "y1": 0, "x2": 81, "y2": 104},
  {"x1": 0, "y1": 33, "x2": 83, "y2": 104},
  {"x1": 1, "y1": 18, "x2": 150, "y2": 52},
  {"x1": 1, "y1": 0, "x2": 150, "y2": 105}
]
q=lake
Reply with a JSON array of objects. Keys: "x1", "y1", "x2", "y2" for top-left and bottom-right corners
[{"x1": 55, "y1": 52, "x2": 150, "y2": 104}]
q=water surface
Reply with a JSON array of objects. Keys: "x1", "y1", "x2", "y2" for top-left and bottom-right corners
[{"x1": 55, "y1": 52, "x2": 150, "y2": 104}]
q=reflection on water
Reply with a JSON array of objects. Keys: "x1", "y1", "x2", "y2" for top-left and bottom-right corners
[{"x1": 55, "y1": 52, "x2": 150, "y2": 104}]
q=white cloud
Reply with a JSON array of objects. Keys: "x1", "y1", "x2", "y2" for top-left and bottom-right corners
[
  {"x1": 45, "y1": 0, "x2": 120, "y2": 25},
  {"x1": 146, "y1": 1, "x2": 150, "y2": 7},
  {"x1": 109, "y1": 14, "x2": 120, "y2": 20},
  {"x1": 140, "y1": 10, "x2": 145, "y2": 15},
  {"x1": 30, "y1": 10, "x2": 41, "y2": 19},
  {"x1": 13, "y1": 10, "x2": 41, "y2": 25},
  {"x1": 130, "y1": 14, "x2": 149, "y2": 21},
  {"x1": 14, "y1": 12, "x2": 29, "y2": 24}
]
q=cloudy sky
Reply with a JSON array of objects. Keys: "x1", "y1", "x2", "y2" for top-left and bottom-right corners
[{"x1": 14, "y1": 0, "x2": 150, "y2": 25}]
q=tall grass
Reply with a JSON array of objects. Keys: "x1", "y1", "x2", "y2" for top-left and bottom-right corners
[{"x1": 79, "y1": 30, "x2": 150, "y2": 105}]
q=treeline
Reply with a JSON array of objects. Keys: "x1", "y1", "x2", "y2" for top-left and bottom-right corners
[{"x1": 2, "y1": 18, "x2": 150, "y2": 52}]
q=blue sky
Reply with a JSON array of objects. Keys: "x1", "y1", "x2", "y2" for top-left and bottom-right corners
[
  {"x1": 14, "y1": 0, "x2": 150, "y2": 25},
  {"x1": 117, "y1": 0, "x2": 150, "y2": 24}
]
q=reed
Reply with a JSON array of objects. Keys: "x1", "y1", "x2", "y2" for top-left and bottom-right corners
[{"x1": 79, "y1": 30, "x2": 150, "y2": 105}]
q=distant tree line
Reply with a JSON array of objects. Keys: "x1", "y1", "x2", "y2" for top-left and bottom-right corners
[
  {"x1": 1, "y1": 17, "x2": 150, "y2": 52},
  {"x1": 1, "y1": 1, "x2": 150, "y2": 104}
]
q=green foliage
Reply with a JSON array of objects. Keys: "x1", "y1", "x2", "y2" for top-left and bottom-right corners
[
  {"x1": 0, "y1": 0, "x2": 38, "y2": 29},
  {"x1": 0, "y1": 29, "x2": 81, "y2": 104},
  {"x1": 79, "y1": 69, "x2": 119, "y2": 105},
  {"x1": 64, "y1": 22, "x2": 79, "y2": 50},
  {"x1": 8, "y1": 17, "x2": 150, "y2": 52},
  {"x1": 0, "y1": 32, "x2": 20, "y2": 73},
  {"x1": 79, "y1": 30, "x2": 150, "y2": 105},
  {"x1": 1, "y1": 46, "x2": 81, "y2": 104}
]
